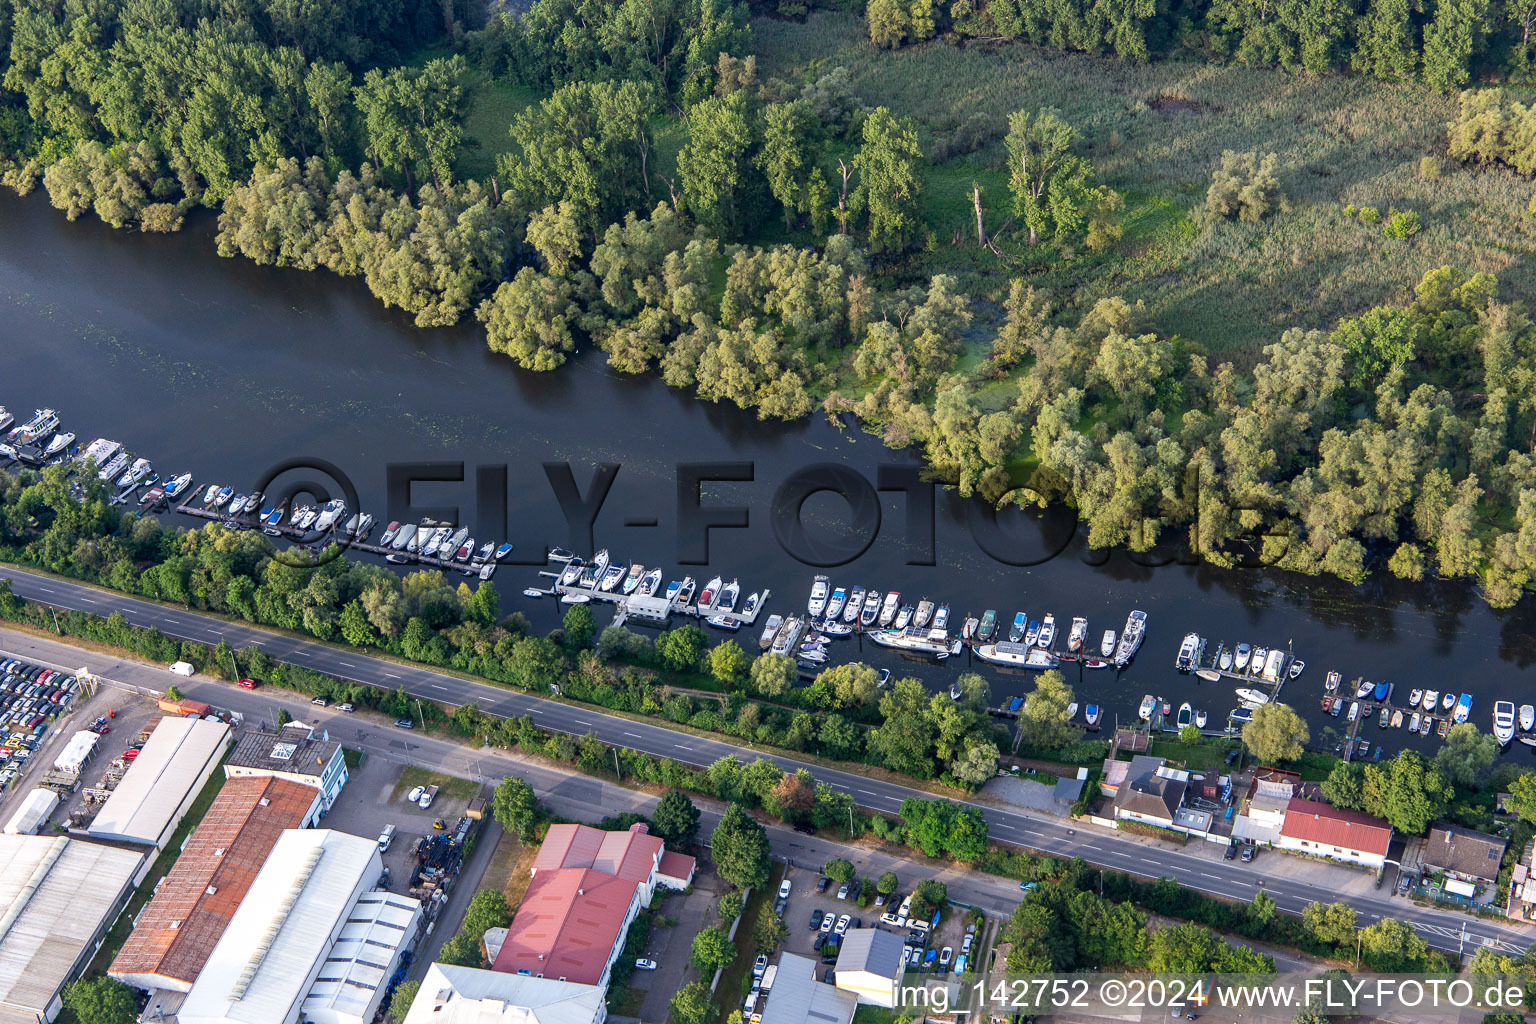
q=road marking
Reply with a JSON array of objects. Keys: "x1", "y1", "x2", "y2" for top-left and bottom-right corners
[
  {"x1": 429, "y1": 684, "x2": 450, "y2": 691},
  {"x1": 339, "y1": 660, "x2": 357, "y2": 668},
  {"x1": 624, "y1": 732, "x2": 643, "y2": 739},
  {"x1": 856, "y1": 789, "x2": 878, "y2": 797},
  {"x1": 1200, "y1": 872, "x2": 1221, "y2": 879}
]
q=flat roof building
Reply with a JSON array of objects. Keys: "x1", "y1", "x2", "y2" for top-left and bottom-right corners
[
  {"x1": 224, "y1": 723, "x2": 346, "y2": 824},
  {"x1": 403, "y1": 963, "x2": 605, "y2": 1024},
  {"x1": 759, "y1": 954, "x2": 856, "y2": 1024},
  {"x1": 88, "y1": 717, "x2": 232, "y2": 849},
  {"x1": 178, "y1": 830, "x2": 418, "y2": 1024},
  {"x1": 833, "y1": 929, "x2": 906, "y2": 1007},
  {"x1": 302, "y1": 890, "x2": 421, "y2": 1024},
  {"x1": 110, "y1": 777, "x2": 322, "y2": 994},
  {"x1": 0, "y1": 835, "x2": 146, "y2": 1024}
]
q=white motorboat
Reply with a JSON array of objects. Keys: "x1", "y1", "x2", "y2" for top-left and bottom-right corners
[
  {"x1": 1010, "y1": 612, "x2": 1027, "y2": 643},
  {"x1": 843, "y1": 587, "x2": 865, "y2": 623},
  {"x1": 478, "y1": 562, "x2": 496, "y2": 580},
  {"x1": 229, "y1": 494, "x2": 249, "y2": 515},
  {"x1": 1356, "y1": 679, "x2": 1375, "y2": 699},
  {"x1": 1233, "y1": 643, "x2": 1251, "y2": 671},
  {"x1": 1288, "y1": 659, "x2": 1305, "y2": 679},
  {"x1": 1194, "y1": 709, "x2": 1207, "y2": 728},
  {"x1": 771, "y1": 616, "x2": 804, "y2": 656},
  {"x1": 1408, "y1": 688, "x2": 1422, "y2": 708},
  {"x1": 1101, "y1": 630, "x2": 1116, "y2": 657},
  {"x1": 1347, "y1": 701, "x2": 1360, "y2": 722},
  {"x1": 99, "y1": 451, "x2": 131, "y2": 483},
  {"x1": 495, "y1": 543, "x2": 515, "y2": 561},
  {"x1": 116, "y1": 458, "x2": 153, "y2": 489},
  {"x1": 560, "y1": 592, "x2": 591, "y2": 604},
  {"x1": 1138, "y1": 694, "x2": 1157, "y2": 721},
  {"x1": 819, "y1": 619, "x2": 853, "y2": 636},
  {"x1": 961, "y1": 616, "x2": 979, "y2": 640},
  {"x1": 43, "y1": 431, "x2": 74, "y2": 457},
  {"x1": 974, "y1": 641, "x2": 1058, "y2": 670},
  {"x1": 9, "y1": 408, "x2": 58, "y2": 445},
  {"x1": 699, "y1": 575, "x2": 724, "y2": 609},
  {"x1": 1175, "y1": 632, "x2": 1199, "y2": 671},
  {"x1": 523, "y1": 587, "x2": 545, "y2": 598},
  {"x1": 315, "y1": 500, "x2": 349, "y2": 533},
  {"x1": 1085, "y1": 704, "x2": 1101, "y2": 726},
  {"x1": 1177, "y1": 702, "x2": 1192, "y2": 728},
  {"x1": 879, "y1": 591, "x2": 900, "y2": 628},
  {"x1": 639, "y1": 568, "x2": 663, "y2": 596},
  {"x1": 807, "y1": 575, "x2": 830, "y2": 616},
  {"x1": 861, "y1": 592, "x2": 881, "y2": 628},
  {"x1": 1067, "y1": 617, "x2": 1087, "y2": 653},
  {"x1": 559, "y1": 557, "x2": 585, "y2": 585},
  {"x1": 826, "y1": 587, "x2": 848, "y2": 620},
  {"x1": 1250, "y1": 646, "x2": 1269, "y2": 676},
  {"x1": 0, "y1": 407, "x2": 10, "y2": 432},
  {"x1": 717, "y1": 579, "x2": 741, "y2": 611},
  {"x1": 1235, "y1": 687, "x2": 1270, "y2": 707},
  {"x1": 1037, "y1": 613, "x2": 1056, "y2": 648},
  {"x1": 201, "y1": 483, "x2": 220, "y2": 506},
  {"x1": 1324, "y1": 670, "x2": 1340, "y2": 692},
  {"x1": 454, "y1": 537, "x2": 475, "y2": 562},
  {"x1": 391, "y1": 523, "x2": 417, "y2": 552},
  {"x1": 1454, "y1": 693, "x2": 1472, "y2": 724},
  {"x1": 869, "y1": 627, "x2": 960, "y2": 659},
  {"x1": 590, "y1": 549, "x2": 611, "y2": 578},
  {"x1": 759, "y1": 614, "x2": 784, "y2": 649},
  {"x1": 1113, "y1": 610, "x2": 1146, "y2": 667},
  {"x1": 163, "y1": 473, "x2": 193, "y2": 498},
  {"x1": 676, "y1": 577, "x2": 697, "y2": 605},
  {"x1": 1422, "y1": 689, "x2": 1439, "y2": 711},
  {"x1": 740, "y1": 590, "x2": 761, "y2": 617},
  {"x1": 706, "y1": 614, "x2": 741, "y2": 630},
  {"x1": 798, "y1": 648, "x2": 827, "y2": 665},
  {"x1": 1521, "y1": 704, "x2": 1536, "y2": 732},
  {"x1": 1195, "y1": 668, "x2": 1221, "y2": 682},
  {"x1": 914, "y1": 599, "x2": 934, "y2": 628},
  {"x1": 598, "y1": 562, "x2": 626, "y2": 592},
  {"x1": 894, "y1": 603, "x2": 914, "y2": 629},
  {"x1": 473, "y1": 541, "x2": 495, "y2": 563},
  {"x1": 621, "y1": 563, "x2": 645, "y2": 594},
  {"x1": 665, "y1": 579, "x2": 683, "y2": 601},
  {"x1": 1442, "y1": 692, "x2": 1456, "y2": 712},
  {"x1": 932, "y1": 605, "x2": 949, "y2": 630},
  {"x1": 1409, "y1": 712, "x2": 1421, "y2": 733},
  {"x1": 1219, "y1": 646, "x2": 1234, "y2": 671}
]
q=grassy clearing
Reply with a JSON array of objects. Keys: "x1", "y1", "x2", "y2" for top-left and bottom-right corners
[
  {"x1": 457, "y1": 77, "x2": 541, "y2": 182},
  {"x1": 393, "y1": 765, "x2": 481, "y2": 802},
  {"x1": 753, "y1": 13, "x2": 1536, "y2": 356},
  {"x1": 1148, "y1": 736, "x2": 1239, "y2": 772}
]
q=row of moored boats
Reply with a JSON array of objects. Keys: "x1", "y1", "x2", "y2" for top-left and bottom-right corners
[
  {"x1": 550, "y1": 550, "x2": 763, "y2": 627},
  {"x1": 1319, "y1": 673, "x2": 1532, "y2": 747}
]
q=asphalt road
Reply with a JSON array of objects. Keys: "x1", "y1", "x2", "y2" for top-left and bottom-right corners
[{"x1": 1, "y1": 565, "x2": 1529, "y2": 958}]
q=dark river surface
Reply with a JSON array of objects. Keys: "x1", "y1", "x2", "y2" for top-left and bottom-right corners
[{"x1": 2, "y1": 189, "x2": 1532, "y2": 763}]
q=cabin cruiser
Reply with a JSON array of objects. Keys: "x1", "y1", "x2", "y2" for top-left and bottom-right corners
[
  {"x1": 878, "y1": 592, "x2": 901, "y2": 628},
  {"x1": 819, "y1": 619, "x2": 853, "y2": 636},
  {"x1": 99, "y1": 452, "x2": 131, "y2": 483},
  {"x1": 390, "y1": 523, "x2": 417, "y2": 554},
  {"x1": 1194, "y1": 709, "x2": 1207, "y2": 728},
  {"x1": 826, "y1": 587, "x2": 847, "y2": 620},
  {"x1": 1009, "y1": 612, "x2": 1027, "y2": 643},
  {"x1": 621, "y1": 563, "x2": 646, "y2": 594},
  {"x1": 1356, "y1": 679, "x2": 1375, "y2": 699},
  {"x1": 590, "y1": 549, "x2": 611, "y2": 579},
  {"x1": 1407, "y1": 688, "x2": 1423, "y2": 707},
  {"x1": 665, "y1": 578, "x2": 684, "y2": 602},
  {"x1": 740, "y1": 591, "x2": 762, "y2": 617},
  {"x1": 116, "y1": 458, "x2": 153, "y2": 489},
  {"x1": 598, "y1": 562, "x2": 627, "y2": 592},
  {"x1": 974, "y1": 641, "x2": 1058, "y2": 669},
  {"x1": 639, "y1": 568, "x2": 664, "y2": 596},
  {"x1": 676, "y1": 577, "x2": 697, "y2": 606},
  {"x1": 706, "y1": 614, "x2": 741, "y2": 631},
  {"x1": 1521, "y1": 704, "x2": 1536, "y2": 732},
  {"x1": 495, "y1": 543, "x2": 515, "y2": 561},
  {"x1": 1195, "y1": 668, "x2": 1221, "y2": 682},
  {"x1": 559, "y1": 557, "x2": 585, "y2": 586},
  {"x1": 1422, "y1": 689, "x2": 1439, "y2": 711},
  {"x1": 1085, "y1": 704, "x2": 1101, "y2": 727},
  {"x1": 869, "y1": 627, "x2": 961, "y2": 659},
  {"x1": 977, "y1": 610, "x2": 997, "y2": 642},
  {"x1": 1101, "y1": 630, "x2": 1116, "y2": 657},
  {"x1": 861, "y1": 592, "x2": 882, "y2": 629},
  {"x1": 264, "y1": 506, "x2": 285, "y2": 532},
  {"x1": 1138, "y1": 694, "x2": 1158, "y2": 721},
  {"x1": 1233, "y1": 643, "x2": 1251, "y2": 670},
  {"x1": 1218, "y1": 646, "x2": 1233, "y2": 671},
  {"x1": 1235, "y1": 687, "x2": 1270, "y2": 706},
  {"x1": 717, "y1": 579, "x2": 740, "y2": 611},
  {"x1": 454, "y1": 538, "x2": 475, "y2": 562},
  {"x1": 163, "y1": 473, "x2": 193, "y2": 499},
  {"x1": 1112, "y1": 610, "x2": 1146, "y2": 667},
  {"x1": 808, "y1": 576, "x2": 830, "y2": 616},
  {"x1": 843, "y1": 587, "x2": 865, "y2": 623},
  {"x1": 0, "y1": 407, "x2": 10, "y2": 432},
  {"x1": 381, "y1": 522, "x2": 402, "y2": 546},
  {"x1": 1067, "y1": 617, "x2": 1087, "y2": 653},
  {"x1": 1250, "y1": 646, "x2": 1269, "y2": 675},
  {"x1": 771, "y1": 616, "x2": 805, "y2": 656},
  {"x1": 1454, "y1": 693, "x2": 1472, "y2": 724},
  {"x1": 1177, "y1": 703, "x2": 1192, "y2": 728},
  {"x1": 698, "y1": 576, "x2": 724, "y2": 608},
  {"x1": 1347, "y1": 701, "x2": 1360, "y2": 722},
  {"x1": 1037, "y1": 614, "x2": 1056, "y2": 648},
  {"x1": 1175, "y1": 632, "x2": 1199, "y2": 671},
  {"x1": 1231, "y1": 706, "x2": 1253, "y2": 724},
  {"x1": 932, "y1": 606, "x2": 949, "y2": 631},
  {"x1": 228, "y1": 494, "x2": 249, "y2": 515},
  {"x1": 759, "y1": 614, "x2": 784, "y2": 649},
  {"x1": 1324, "y1": 670, "x2": 1340, "y2": 692},
  {"x1": 1442, "y1": 692, "x2": 1457, "y2": 712},
  {"x1": 914, "y1": 599, "x2": 934, "y2": 629},
  {"x1": 43, "y1": 431, "x2": 74, "y2": 457},
  {"x1": 894, "y1": 603, "x2": 914, "y2": 630},
  {"x1": 8, "y1": 408, "x2": 58, "y2": 445}
]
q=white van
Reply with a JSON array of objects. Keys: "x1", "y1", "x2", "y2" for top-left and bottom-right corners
[
  {"x1": 378, "y1": 824, "x2": 396, "y2": 851},
  {"x1": 168, "y1": 661, "x2": 195, "y2": 677}
]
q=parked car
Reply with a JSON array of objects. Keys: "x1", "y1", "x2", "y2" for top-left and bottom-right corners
[
  {"x1": 816, "y1": 876, "x2": 830, "y2": 893},
  {"x1": 1240, "y1": 845, "x2": 1255, "y2": 863},
  {"x1": 836, "y1": 883, "x2": 849, "y2": 901},
  {"x1": 774, "y1": 898, "x2": 787, "y2": 918},
  {"x1": 237, "y1": 678, "x2": 258, "y2": 689},
  {"x1": 408, "y1": 786, "x2": 425, "y2": 802},
  {"x1": 1019, "y1": 881, "x2": 1038, "y2": 892},
  {"x1": 874, "y1": 892, "x2": 887, "y2": 906},
  {"x1": 819, "y1": 913, "x2": 834, "y2": 934},
  {"x1": 779, "y1": 879, "x2": 792, "y2": 900},
  {"x1": 954, "y1": 953, "x2": 968, "y2": 974},
  {"x1": 311, "y1": 696, "x2": 329, "y2": 707},
  {"x1": 793, "y1": 822, "x2": 817, "y2": 835},
  {"x1": 635, "y1": 959, "x2": 658, "y2": 971},
  {"x1": 337, "y1": 703, "x2": 354, "y2": 713},
  {"x1": 1224, "y1": 843, "x2": 1238, "y2": 860},
  {"x1": 960, "y1": 934, "x2": 973, "y2": 955},
  {"x1": 939, "y1": 947, "x2": 954, "y2": 968},
  {"x1": 394, "y1": 719, "x2": 414, "y2": 729},
  {"x1": 809, "y1": 909, "x2": 824, "y2": 930},
  {"x1": 122, "y1": 748, "x2": 139, "y2": 760},
  {"x1": 753, "y1": 955, "x2": 767, "y2": 977},
  {"x1": 834, "y1": 914, "x2": 850, "y2": 935}
]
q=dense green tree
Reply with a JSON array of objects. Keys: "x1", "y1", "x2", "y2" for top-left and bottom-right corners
[
  {"x1": 651, "y1": 789, "x2": 701, "y2": 849},
  {"x1": 1005, "y1": 107, "x2": 1094, "y2": 244},
  {"x1": 678, "y1": 91, "x2": 757, "y2": 236},
  {"x1": 690, "y1": 925, "x2": 737, "y2": 970},
  {"x1": 1017, "y1": 669, "x2": 1077, "y2": 750},
  {"x1": 853, "y1": 107, "x2": 923, "y2": 253},
  {"x1": 492, "y1": 775, "x2": 541, "y2": 840},
  {"x1": 63, "y1": 977, "x2": 138, "y2": 1024},
  {"x1": 1436, "y1": 722, "x2": 1499, "y2": 787},
  {"x1": 354, "y1": 56, "x2": 468, "y2": 192},
  {"x1": 711, "y1": 804, "x2": 771, "y2": 889},
  {"x1": 759, "y1": 99, "x2": 822, "y2": 229},
  {"x1": 1242, "y1": 703, "x2": 1310, "y2": 763}
]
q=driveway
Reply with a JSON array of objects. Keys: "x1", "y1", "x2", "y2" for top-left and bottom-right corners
[{"x1": 636, "y1": 865, "x2": 728, "y2": 1023}]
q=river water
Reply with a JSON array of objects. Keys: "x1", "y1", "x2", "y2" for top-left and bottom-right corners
[{"x1": 1, "y1": 190, "x2": 1530, "y2": 763}]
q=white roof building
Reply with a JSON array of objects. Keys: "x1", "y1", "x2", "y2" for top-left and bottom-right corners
[
  {"x1": 759, "y1": 954, "x2": 856, "y2": 1024},
  {"x1": 88, "y1": 717, "x2": 232, "y2": 849},
  {"x1": 402, "y1": 963, "x2": 605, "y2": 1024},
  {"x1": 0, "y1": 835, "x2": 145, "y2": 1024},
  {"x1": 832, "y1": 929, "x2": 906, "y2": 1007},
  {"x1": 179, "y1": 829, "x2": 415, "y2": 1024},
  {"x1": 52, "y1": 730, "x2": 99, "y2": 774},
  {"x1": 3, "y1": 789, "x2": 59, "y2": 835},
  {"x1": 302, "y1": 891, "x2": 422, "y2": 1024}
]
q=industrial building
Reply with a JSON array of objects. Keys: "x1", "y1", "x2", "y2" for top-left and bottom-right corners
[
  {"x1": 177, "y1": 829, "x2": 419, "y2": 1024},
  {"x1": 87, "y1": 717, "x2": 232, "y2": 849},
  {"x1": 403, "y1": 963, "x2": 605, "y2": 1024},
  {"x1": 109, "y1": 776, "x2": 322, "y2": 995},
  {"x1": 0, "y1": 834, "x2": 146, "y2": 1024},
  {"x1": 3, "y1": 788, "x2": 60, "y2": 835},
  {"x1": 223, "y1": 723, "x2": 347, "y2": 824}
]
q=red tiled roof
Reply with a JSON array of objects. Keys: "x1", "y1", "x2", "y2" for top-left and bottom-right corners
[
  {"x1": 532, "y1": 823, "x2": 661, "y2": 883},
  {"x1": 658, "y1": 850, "x2": 696, "y2": 881},
  {"x1": 109, "y1": 776, "x2": 318, "y2": 985},
  {"x1": 492, "y1": 869, "x2": 637, "y2": 984},
  {"x1": 1281, "y1": 798, "x2": 1392, "y2": 856}
]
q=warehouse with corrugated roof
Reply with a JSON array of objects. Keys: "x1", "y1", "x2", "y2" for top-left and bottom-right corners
[
  {"x1": 177, "y1": 829, "x2": 419, "y2": 1024},
  {"x1": 0, "y1": 834, "x2": 146, "y2": 1024},
  {"x1": 109, "y1": 776, "x2": 322, "y2": 995},
  {"x1": 87, "y1": 717, "x2": 232, "y2": 849}
]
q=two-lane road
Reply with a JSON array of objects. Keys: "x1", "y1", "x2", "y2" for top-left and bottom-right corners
[{"x1": 1, "y1": 565, "x2": 1529, "y2": 957}]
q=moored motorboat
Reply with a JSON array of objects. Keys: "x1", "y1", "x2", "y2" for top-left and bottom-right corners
[
  {"x1": 741, "y1": 591, "x2": 762, "y2": 617},
  {"x1": 560, "y1": 592, "x2": 591, "y2": 604},
  {"x1": 391, "y1": 522, "x2": 416, "y2": 552},
  {"x1": 914, "y1": 598, "x2": 934, "y2": 629},
  {"x1": 861, "y1": 592, "x2": 882, "y2": 629},
  {"x1": 590, "y1": 549, "x2": 611, "y2": 578},
  {"x1": 621, "y1": 562, "x2": 645, "y2": 594},
  {"x1": 1217, "y1": 645, "x2": 1232, "y2": 671},
  {"x1": 1037, "y1": 614, "x2": 1056, "y2": 648},
  {"x1": 0, "y1": 407, "x2": 10, "y2": 432},
  {"x1": 1250, "y1": 646, "x2": 1269, "y2": 675},
  {"x1": 894, "y1": 603, "x2": 914, "y2": 629},
  {"x1": 1521, "y1": 704, "x2": 1536, "y2": 732},
  {"x1": 1373, "y1": 681, "x2": 1390, "y2": 702},
  {"x1": 1068, "y1": 617, "x2": 1087, "y2": 653},
  {"x1": 473, "y1": 541, "x2": 495, "y2": 564},
  {"x1": 1177, "y1": 702, "x2": 1192, "y2": 728},
  {"x1": 961, "y1": 616, "x2": 978, "y2": 640},
  {"x1": 665, "y1": 579, "x2": 683, "y2": 602},
  {"x1": 598, "y1": 562, "x2": 627, "y2": 592},
  {"x1": 1195, "y1": 709, "x2": 1207, "y2": 728},
  {"x1": 162, "y1": 472, "x2": 193, "y2": 499},
  {"x1": 771, "y1": 616, "x2": 804, "y2": 656},
  {"x1": 1024, "y1": 619, "x2": 1041, "y2": 645},
  {"x1": 523, "y1": 587, "x2": 545, "y2": 599},
  {"x1": 1138, "y1": 694, "x2": 1157, "y2": 720},
  {"x1": 1347, "y1": 701, "x2": 1359, "y2": 722},
  {"x1": 932, "y1": 606, "x2": 949, "y2": 630},
  {"x1": 495, "y1": 543, "x2": 515, "y2": 561},
  {"x1": 1009, "y1": 612, "x2": 1027, "y2": 643},
  {"x1": 1195, "y1": 668, "x2": 1221, "y2": 682},
  {"x1": 1235, "y1": 687, "x2": 1270, "y2": 706},
  {"x1": 1325, "y1": 670, "x2": 1341, "y2": 692},
  {"x1": 1082, "y1": 657, "x2": 1110, "y2": 669},
  {"x1": 1420, "y1": 712, "x2": 1432, "y2": 734},
  {"x1": 1176, "y1": 632, "x2": 1199, "y2": 671},
  {"x1": 1101, "y1": 630, "x2": 1116, "y2": 658},
  {"x1": 1391, "y1": 709, "x2": 1404, "y2": 728},
  {"x1": 116, "y1": 458, "x2": 153, "y2": 489},
  {"x1": 1230, "y1": 706, "x2": 1254, "y2": 724},
  {"x1": 698, "y1": 575, "x2": 723, "y2": 608},
  {"x1": 639, "y1": 568, "x2": 664, "y2": 596},
  {"x1": 759, "y1": 614, "x2": 784, "y2": 649},
  {"x1": 455, "y1": 538, "x2": 475, "y2": 562},
  {"x1": 1085, "y1": 704, "x2": 1101, "y2": 727},
  {"x1": 1233, "y1": 643, "x2": 1251, "y2": 670},
  {"x1": 201, "y1": 483, "x2": 220, "y2": 506},
  {"x1": 870, "y1": 627, "x2": 960, "y2": 659},
  {"x1": 138, "y1": 486, "x2": 165, "y2": 506},
  {"x1": 807, "y1": 575, "x2": 830, "y2": 616},
  {"x1": 559, "y1": 557, "x2": 585, "y2": 585},
  {"x1": 827, "y1": 587, "x2": 848, "y2": 620},
  {"x1": 1442, "y1": 692, "x2": 1456, "y2": 712},
  {"x1": 843, "y1": 587, "x2": 865, "y2": 623},
  {"x1": 1356, "y1": 679, "x2": 1375, "y2": 699},
  {"x1": 1407, "y1": 688, "x2": 1422, "y2": 708},
  {"x1": 265, "y1": 506, "x2": 286, "y2": 530},
  {"x1": 1288, "y1": 659, "x2": 1305, "y2": 679},
  {"x1": 1454, "y1": 693, "x2": 1472, "y2": 725},
  {"x1": 229, "y1": 494, "x2": 248, "y2": 515},
  {"x1": 878, "y1": 591, "x2": 900, "y2": 628},
  {"x1": 1112, "y1": 610, "x2": 1146, "y2": 667},
  {"x1": 973, "y1": 641, "x2": 1059, "y2": 670},
  {"x1": 44, "y1": 431, "x2": 75, "y2": 457},
  {"x1": 478, "y1": 562, "x2": 496, "y2": 580},
  {"x1": 706, "y1": 614, "x2": 741, "y2": 630},
  {"x1": 1409, "y1": 711, "x2": 1421, "y2": 732},
  {"x1": 717, "y1": 579, "x2": 740, "y2": 611},
  {"x1": 1422, "y1": 689, "x2": 1439, "y2": 710},
  {"x1": 819, "y1": 619, "x2": 853, "y2": 636},
  {"x1": 676, "y1": 576, "x2": 697, "y2": 606},
  {"x1": 978, "y1": 609, "x2": 997, "y2": 642}
]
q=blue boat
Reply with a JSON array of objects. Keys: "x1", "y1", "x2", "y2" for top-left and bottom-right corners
[
  {"x1": 1007, "y1": 696, "x2": 1024, "y2": 714},
  {"x1": 264, "y1": 506, "x2": 283, "y2": 527},
  {"x1": 1084, "y1": 703, "x2": 1101, "y2": 727},
  {"x1": 1372, "y1": 681, "x2": 1388, "y2": 701},
  {"x1": 1455, "y1": 692, "x2": 1473, "y2": 724},
  {"x1": 1009, "y1": 613, "x2": 1027, "y2": 642},
  {"x1": 1230, "y1": 707, "x2": 1254, "y2": 723}
]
